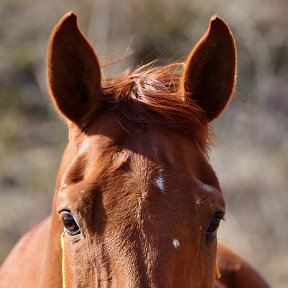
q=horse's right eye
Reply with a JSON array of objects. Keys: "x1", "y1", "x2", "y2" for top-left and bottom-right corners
[{"x1": 60, "y1": 211, "x2": 81, "y2": 236}]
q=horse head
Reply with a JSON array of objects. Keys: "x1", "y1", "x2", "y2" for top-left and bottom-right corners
[{"x1": 47, "y1": 12, "x2": 236, "y2": 287}]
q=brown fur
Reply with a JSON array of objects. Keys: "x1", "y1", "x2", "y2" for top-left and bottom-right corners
[{"x1": 0, "y1": 12, "x2": 269, "y2": 288}]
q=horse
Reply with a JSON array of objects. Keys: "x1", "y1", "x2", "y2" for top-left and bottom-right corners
[{"x1": 0, "y1": 12, "x2": 269, "y2": 288}]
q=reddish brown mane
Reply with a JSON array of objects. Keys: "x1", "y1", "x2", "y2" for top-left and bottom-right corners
[{"x1": 102, "y1": 63, "x2": 209, "y2": 152}]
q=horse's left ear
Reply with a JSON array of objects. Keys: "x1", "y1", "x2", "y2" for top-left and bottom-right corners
[
  {"x1": 181, "y1": 16, "x2": 236, "y2": 122},
  {"x1": 47, "y1": 12, "x2": 102, "y2": 124}
]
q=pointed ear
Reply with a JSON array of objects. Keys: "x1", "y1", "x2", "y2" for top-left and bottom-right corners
[
  {"x1": 182, "y1": 16, "x2": 236, "y2": 122},
  {"x1": 47, "y1": 12, "x2": 102, "y2": 124}
]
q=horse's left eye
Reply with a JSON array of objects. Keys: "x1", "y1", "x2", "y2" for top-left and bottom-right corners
[
  {"x1": 205, "y1": 213, "x2": 223, "y2": 240},
  {"x1": 60, "y1": 211, "x2": 81, "y2": 236}
]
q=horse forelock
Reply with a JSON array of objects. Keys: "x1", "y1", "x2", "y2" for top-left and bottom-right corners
[{"x1": 100, "y1": 62, "x2": 210, "y2": 154}]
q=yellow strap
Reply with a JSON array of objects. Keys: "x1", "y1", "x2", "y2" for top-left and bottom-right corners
[
  {"x1": 60, "y1": 232, "x2": 66, "y2": 288},
  {"x1": 215, "y1": 262, "x2": 221, "y2": 279},
  {"x1": 61, "y1": 231, "x2": 221, "y2": 285}
]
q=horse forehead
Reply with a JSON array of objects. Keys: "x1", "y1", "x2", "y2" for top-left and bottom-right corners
[
  {"x1": 146, "y1": 127, "x2": 206, "y2": 170},
  {"x1": 81, "y1": 127, "x2": 204, "y2": 176},
  {"x1": 127, "y1": 129, "x2": 214, "y2": 193},
  {"x1": 66, "y1": 122, "x2": 209, "y2": 183}
]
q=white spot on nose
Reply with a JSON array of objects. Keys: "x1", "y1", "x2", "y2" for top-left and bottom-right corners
[
  {"x1": 173, "y1": 239, "x2": 180, "y2": 249},
  {"x1": 155, "y1": 175, "x2": 165, "y2": 192}
]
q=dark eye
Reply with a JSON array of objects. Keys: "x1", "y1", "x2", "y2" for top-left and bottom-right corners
[
  {"x1": 205, "y1": 213, "x2": 223, "y2": 240},
  {"x1": 60, "y1": 211, "x2": 80, "y2": 236}
]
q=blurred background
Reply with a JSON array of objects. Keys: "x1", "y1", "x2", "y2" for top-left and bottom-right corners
[{"x1": 0, "y1": 0, "x2": 287, "y2": 286}]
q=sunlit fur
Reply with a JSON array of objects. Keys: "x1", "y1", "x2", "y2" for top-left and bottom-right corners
[{"x1": 0, "y1": 12, "x2": 269, "y2": 288}]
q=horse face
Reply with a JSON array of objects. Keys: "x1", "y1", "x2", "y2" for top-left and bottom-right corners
[
  {"x1": 56, "y1": 116, "x2": 225, "y2": 287},
  {"x1": 48, "y1": 13, "x2": 235, "y2": 287}
]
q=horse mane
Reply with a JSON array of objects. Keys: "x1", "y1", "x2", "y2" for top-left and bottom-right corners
[{"x1": 102, "y1": 62, "x2": 210, "y2": 153}]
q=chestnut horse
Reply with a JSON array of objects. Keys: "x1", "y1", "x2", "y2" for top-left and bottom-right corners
[{"x1": 0, "y1": 13, "x2": 269, "y2": 288}]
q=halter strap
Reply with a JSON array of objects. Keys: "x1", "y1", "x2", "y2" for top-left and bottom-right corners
[
  {"x1": 61, "y1": 231, "x2": 221, "y2": 285},
  {"x1": 215, "y1": 262, "x2": 221, "y2": 279},
  {"x1": 60, "y1": 232, "x2": 66, "y2": 288}
]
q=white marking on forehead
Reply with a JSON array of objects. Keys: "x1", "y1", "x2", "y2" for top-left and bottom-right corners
[
  {"x1": 173, "y1": 239, "x2": 180, "y2": 249},
  {"x1": 136, "y1": 196, "x2": 143, "y2": 220},
  {"x1": 155, "y1": 175, "x2": 165, "y2": 192}
]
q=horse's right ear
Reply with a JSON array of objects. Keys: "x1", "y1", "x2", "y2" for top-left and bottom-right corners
[{"x1": 47, "y1": 12, "x2": 102, "y2": 124}]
